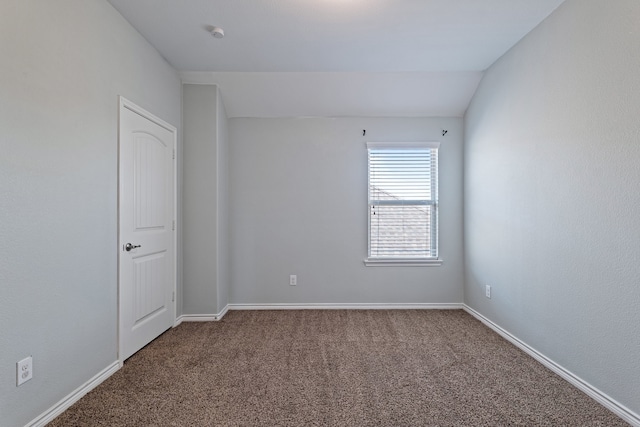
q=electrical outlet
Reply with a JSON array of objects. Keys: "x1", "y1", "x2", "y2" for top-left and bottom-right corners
[
  {"x1": 485, "y1": 285, "x2": 491, "y2": 299},
  {"x1": 289, "y1": 275, "x2": 297, "y2": 286},
  {"x1": 17, "y1": 356, "x2": 33, "y2": 386}
]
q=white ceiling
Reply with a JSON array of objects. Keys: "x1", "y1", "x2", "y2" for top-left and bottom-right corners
[{"x1": 107, "y1": 0, "x2": 565, "y2": 117}]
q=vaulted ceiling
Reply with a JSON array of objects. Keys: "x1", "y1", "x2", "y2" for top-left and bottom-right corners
[{"x1": 108, "y1": 0, "x2": 565, "y2": 117}]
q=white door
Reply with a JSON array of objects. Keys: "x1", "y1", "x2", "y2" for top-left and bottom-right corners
[{"x1": 118, "y1": 97, "x2": 176, "y2": 361}]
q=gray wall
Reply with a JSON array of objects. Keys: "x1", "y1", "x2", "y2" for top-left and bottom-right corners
[
  {"x1": 229, "y1": 118, "x2": 464, "y2": 304},
  {"x1": 183, "y1": 85, "x2": 219, "y2": 313},
  {"x1": 182, "y1": 84, "x2": 230, "y2": 314},
  {"x1": 464, "y1": 0, "x2": 640, "y2": 416},
  {"x1": 216, "y1": 92, "x2": 231, "y2": 313},
  {"x1": 0, "y1": 1, "x2": 181, "y2": 425}
]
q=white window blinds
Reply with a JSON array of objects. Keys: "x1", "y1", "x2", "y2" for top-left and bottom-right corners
[{"x1": 367, "y1": 142, "x2": 439, "y2": 260}]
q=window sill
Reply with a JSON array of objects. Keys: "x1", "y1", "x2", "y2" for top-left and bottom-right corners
[{"x1": 363, "y1": 258, "x2": 443, "y2": 267}]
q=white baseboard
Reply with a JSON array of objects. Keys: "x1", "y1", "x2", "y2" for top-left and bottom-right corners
[
  {"x1": 228, "y1": 303, "x2": 463, "y2": 310},
  {"x1": 175, "y1": 305, "x2": 229, "y2": 324},
  {"x1": 26, "y1": 361, "x2": 121, "y2": 427},
  {"x1": 462, "y1": 305, "x2": 640, "y2": 427},
  {"x1": 175, "y1": 303, "x2": 462, "y2": 324}
]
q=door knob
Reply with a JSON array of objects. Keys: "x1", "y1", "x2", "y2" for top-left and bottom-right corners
[{"x1": 124, "y1": 243, "x2": 141, "y2": 252}]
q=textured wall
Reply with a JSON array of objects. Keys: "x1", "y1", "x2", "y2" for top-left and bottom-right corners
[
  {"x1": 229, "y1": 117, "x2": 464, "y2": 305},
  {"x1": 0, "y1": 1, "x2": 181, "y2": 425},
  {"x1": 464, "y1": 0, "x2": 640, "y2": 417}
]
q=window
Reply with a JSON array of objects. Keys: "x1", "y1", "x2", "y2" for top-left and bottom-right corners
[{"x1": 365, "y1": 142, "x2": 441, "y2": 266}]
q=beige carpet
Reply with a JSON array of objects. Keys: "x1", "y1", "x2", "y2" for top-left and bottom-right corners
[{"x1": 48, "y1": 310, "x2": 628, "y2": 426}]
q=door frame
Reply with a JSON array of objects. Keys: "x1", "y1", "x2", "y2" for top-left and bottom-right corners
[{"x1": 117, "y1": 96, "x2": 177, "y2": 365}]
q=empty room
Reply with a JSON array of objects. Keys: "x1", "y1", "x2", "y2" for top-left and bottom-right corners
[{"x1": 1, "y1": 0, "x2": 638, "y2": 426}]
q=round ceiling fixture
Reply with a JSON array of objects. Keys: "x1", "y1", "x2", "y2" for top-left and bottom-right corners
[{"x1": 211, "y1": 27, "x2": 225, "y2": 39}]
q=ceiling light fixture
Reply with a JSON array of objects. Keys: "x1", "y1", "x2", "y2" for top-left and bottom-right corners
[{"x1": 210, "y1": 26, "x2": 225, "y2": 39}]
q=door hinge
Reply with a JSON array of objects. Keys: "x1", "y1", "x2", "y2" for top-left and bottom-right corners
[
  {"x1": 172, "y1": 220, "x2": 176, "y2": 231},
  {"x1": 172, "y1": 291, "x2": 175, "y2": 302},
  {"x1": 172, "y1": 149, "x2": 176, "y2": 160}
]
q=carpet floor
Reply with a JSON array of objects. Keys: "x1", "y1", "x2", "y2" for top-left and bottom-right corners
[{"x1": 48, "y1": 310, "x2": 628, "y2": 426}]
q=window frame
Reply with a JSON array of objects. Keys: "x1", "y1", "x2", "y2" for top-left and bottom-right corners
[{"x1": 364, "y1": 141, "x2": 443, "y2": 267}]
